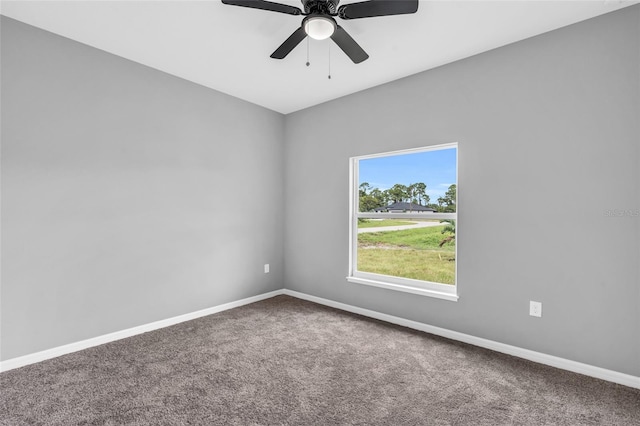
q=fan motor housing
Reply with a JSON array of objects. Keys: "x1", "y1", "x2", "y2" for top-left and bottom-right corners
[{"x1": 302, "y1": 0, "x2": 340, "y2": 15}]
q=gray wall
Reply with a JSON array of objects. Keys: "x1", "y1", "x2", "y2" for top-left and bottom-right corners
[
  {"x1": 1, "y1": 17, "x2": 285, "y2": 360},
  {"x1": 2, "y1": 6, "x2": 639, "y2": 377},
  {"x1": 284, "y1": 6, "x2": 640, "y2": 376}
]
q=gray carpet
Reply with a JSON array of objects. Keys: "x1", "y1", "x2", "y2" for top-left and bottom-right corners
[{"x1": 1, "y1": 295, "x2": 639, "y2": 425}]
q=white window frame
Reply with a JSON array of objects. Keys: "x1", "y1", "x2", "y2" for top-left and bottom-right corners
[{"x1": 347, "y1": 143, "x2": 458, "y2": 302}]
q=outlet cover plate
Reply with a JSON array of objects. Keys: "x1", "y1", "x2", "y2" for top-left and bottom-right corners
[{"x1": 530, "y1": 301, "x2": 542, "y2": 317}]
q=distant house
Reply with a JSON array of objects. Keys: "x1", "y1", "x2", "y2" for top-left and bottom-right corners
[{"x1": 373, "y1": 202, "x2": 436, "y2": 213}]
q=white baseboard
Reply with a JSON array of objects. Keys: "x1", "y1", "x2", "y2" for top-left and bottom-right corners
[
  {"x1": 282, "y1": 289, "x2": 640, "y2": 390},
  {"x1": 3, "y1": 287, "x2": 638, "y2": 390},
  {"x1": 0, "y1": 289, "x2": 285, "y2": 373}
]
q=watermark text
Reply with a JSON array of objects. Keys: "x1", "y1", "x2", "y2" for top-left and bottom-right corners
[{"x1": 604, "y1": 209, "x2": 639, "y2": 217}]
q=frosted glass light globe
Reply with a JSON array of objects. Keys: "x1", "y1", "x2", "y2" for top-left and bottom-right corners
[{"x1": 304, "y1": 17, "x2": 336, "y2": 40}]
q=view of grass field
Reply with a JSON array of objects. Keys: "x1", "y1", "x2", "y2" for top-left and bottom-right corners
[{"x1": 357, "y1": 225, "x2": 455, "y2": 285}]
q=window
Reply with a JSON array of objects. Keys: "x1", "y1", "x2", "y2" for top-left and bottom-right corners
[{"x1": 347, "y1": 144, "x2": 458, "y2": 301}]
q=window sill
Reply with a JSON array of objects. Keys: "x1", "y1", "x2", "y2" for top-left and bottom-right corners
[{"x1": 346, "y1": 276, "x2": 459, "y2": 302}]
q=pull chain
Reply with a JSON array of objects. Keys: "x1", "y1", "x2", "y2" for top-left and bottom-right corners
[
  {"x1": 328, "y1": 43, "x2": 332, "y2": 79},
  {"x1": 306, "y1": 37, "x2": 310, "y2": 67}
]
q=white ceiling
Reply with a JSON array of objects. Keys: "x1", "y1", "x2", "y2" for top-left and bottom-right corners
[{"x1": 1, "y1": 0, "x2": 638, "y2": 114}]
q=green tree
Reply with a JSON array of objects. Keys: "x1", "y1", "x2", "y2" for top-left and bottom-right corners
[
  {"x1": 359, "y1": 182, "x2": 386, "y2": 212},
  {"x1": 370, "y1": 188, "x2": 388, "y2": 206},
  {"x1": 412, "y1": 182, "x2": 428, "y2": 206},
  {"x1": 387, "y1": 184, "x2": 408, "y2": 203},
  {"x1": 359, "y1": 182, "x2": 372, "y2": 198},
  {"x1": 437, "y1": 184, "x2": 456, "y2": 212},
  {"x1": 360, "y1": 195, "x2": 382, "y2": 212},
  {"x1": 445, "y1": 184, "x2": 456, "y2": 206}
]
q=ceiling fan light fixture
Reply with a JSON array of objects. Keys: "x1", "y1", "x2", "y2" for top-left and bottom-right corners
[{"x1": 304, "y1": 16, "x2": 336, "y2": 40}]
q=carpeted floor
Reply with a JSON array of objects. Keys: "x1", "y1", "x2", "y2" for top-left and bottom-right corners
[{"x1": 1, "y1": 295, "x2": 639, "y2": 425}]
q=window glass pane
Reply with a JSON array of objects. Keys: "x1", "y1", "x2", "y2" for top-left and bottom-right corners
[
  {"x1": 358, "y1": 148, "x2": 456, "y2": 213},
  {"x1": 355, "y1": 146, "x2": 457, "y2": 286},
  {"x1": 357, "y1": 219, "x2": 455, "y2": 285}
]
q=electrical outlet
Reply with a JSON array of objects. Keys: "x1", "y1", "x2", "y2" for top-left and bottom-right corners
[
  {"x1": 264, "y1": 264, "x2": 270, "y2": 274},
  {"x1": 529, "y1": 301, "x2": 542, "y2": 318}
]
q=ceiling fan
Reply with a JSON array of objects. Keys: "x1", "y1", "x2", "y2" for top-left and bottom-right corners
[{"x1": 221, "y1": 0, "x2": 419, "y2": 64}]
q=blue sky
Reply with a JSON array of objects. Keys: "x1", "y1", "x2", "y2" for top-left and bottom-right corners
[{"x1": 359, "y1": 147, "x2": 456, "y2": 204}]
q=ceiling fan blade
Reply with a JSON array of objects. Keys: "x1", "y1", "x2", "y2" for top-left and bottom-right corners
[
  {"x1": 221, "y1": 0, "x2": 302, "y2": 16},
  {"x1": 330, "y1": 25, "x2": 369, "y2": 64},
  {"x1": 271, "y1": 27, "x2": 307, "y2": 59},
  {"x1": 338, "y1": 0, "x2": 418, "y2": 20}
]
